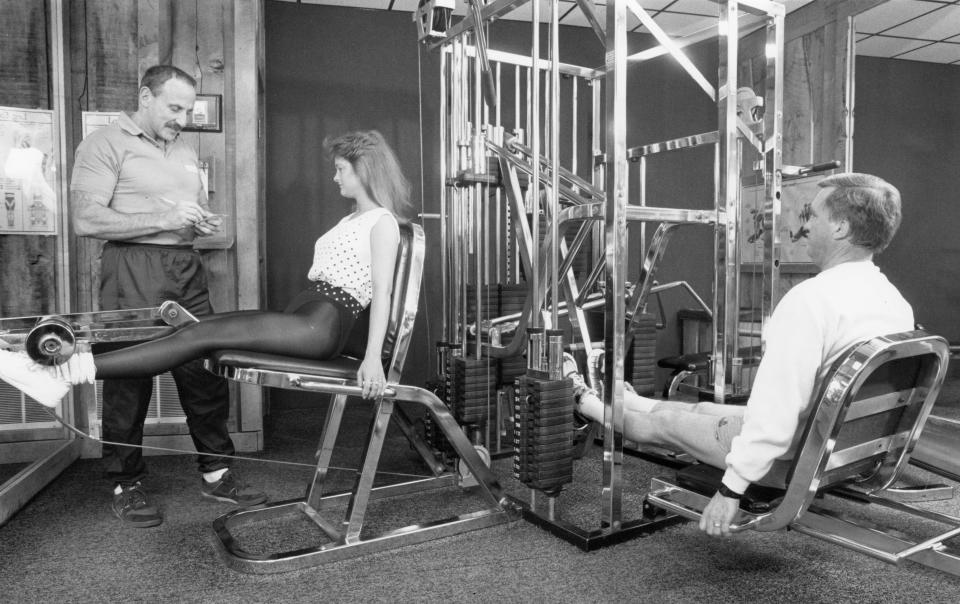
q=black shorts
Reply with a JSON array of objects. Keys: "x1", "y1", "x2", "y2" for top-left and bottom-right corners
[
  {"x1": 284, "y1": 281, "x2": 365, "y2": 357},
  {"x1": 100, "y1": 241, "x2": 213, "y2": 315}
]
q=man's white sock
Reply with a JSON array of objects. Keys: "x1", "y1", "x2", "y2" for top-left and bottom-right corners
[
  {"x1": 203, "y1": 468, "x2": 228, "y2": 483},
  {"x1": 577, "y1": 389, "x2": 660, "y2": 421}
]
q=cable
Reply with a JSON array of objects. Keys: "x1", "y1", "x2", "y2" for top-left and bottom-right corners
[{"x1": 41, "y1": 407, "x2": 435, "y2": 481}]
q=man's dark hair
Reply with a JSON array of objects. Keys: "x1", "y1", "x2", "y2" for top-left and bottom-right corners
[{"x1": 140, "y1": 65, "x2": 196, "y2": 96}]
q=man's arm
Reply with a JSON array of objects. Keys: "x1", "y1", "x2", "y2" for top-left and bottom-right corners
[
  {"x1": 71, "y1": 190, "x2": 207, "y2": 240},
  {"x1": 701, "y1": 291, "x2": 824, "y2": 537}
]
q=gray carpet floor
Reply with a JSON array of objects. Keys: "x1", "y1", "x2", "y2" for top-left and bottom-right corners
[{"x1": 3, "y1": 381, "x2": 960, "y2": 603}]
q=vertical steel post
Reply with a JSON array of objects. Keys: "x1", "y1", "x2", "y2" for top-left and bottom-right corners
[
  {"x1": 762, "y1": 10, "x2": 785, "y2": 318},
  {"x1": 458, "y1": 39, "x2": 470, "y2": 355},
  {"x1": 495, "y1": 61, "x2": 503, "y2": 285},
  {"x1": 440, "y1": 46, "x2": 450, "y2": 352},
  {"x1": 474, "y1": 32, "x2": 484, "y2": 359},
  {"x1": 843, "y1": 15, "x2": 856, "y2": 171},
  {"x1": 549, "y1": 0, "x2": 560, "y2": 333},
  {"x1": 591, "y1": 72, "x2": 604, "y2": 311},
  {"x1": 601, "y1": 0, "x2": 628, "y2": 530},
  {"x1": 712, "y1": 0, "x2": 740, "y2": 403},
  {"x1": 572, "y1": 77, "x2": 578, "y2": 180},
  {"x1": 529, "y1": 0, "x2": 541, "y2": 336}
]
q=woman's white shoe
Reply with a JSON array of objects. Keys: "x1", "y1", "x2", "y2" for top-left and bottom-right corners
[{"x1": 0, "y1": 349, "x2": 70, "y2": 408}]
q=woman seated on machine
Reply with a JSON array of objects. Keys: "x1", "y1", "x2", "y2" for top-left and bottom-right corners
[{"x1": 0, "y1": 130, "x2": 411, "y2": 407}]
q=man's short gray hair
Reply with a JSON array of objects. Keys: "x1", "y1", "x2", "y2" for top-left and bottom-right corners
[{"x1": 818, "y1": 173, "x2": 902, "y2": 253}]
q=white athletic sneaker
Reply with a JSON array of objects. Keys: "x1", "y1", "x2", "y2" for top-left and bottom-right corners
[
  {"x1": 562, "y1": 352, "x2": 597, "y2": 401},
  {"x1": 586, "y1": 348, "x2": 604, "y2": 398},
  {"x1": 0, "y1": 349, "x2": 70, "y2": 408}
]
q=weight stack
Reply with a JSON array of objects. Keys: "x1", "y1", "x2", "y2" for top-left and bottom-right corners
[
  {"x1": 423, "y1": 376, "x2": 458, "y2": 461},
  {"x1": 498, "y1": 356, "x2": 527, "y2": 388},
  {"x1": 513, "y1": 374, "x2": 574, "y2": 492},
  {"x1": 447, "y1": 355, "x2": 497, "y2": 424},
  {"x1": 497, "y1": 283, "x2": 528, "y2": 386},
  {"x1": 626, "y1": 312, "x2": 658, "y2": 396}
]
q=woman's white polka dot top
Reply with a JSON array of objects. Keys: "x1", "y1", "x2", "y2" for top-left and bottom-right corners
[{"x1": 307, "y1": 207, "x2": 398, "y2": 308}]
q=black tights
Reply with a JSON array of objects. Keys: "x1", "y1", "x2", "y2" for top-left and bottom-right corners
[{"x1": 94, "y1": 301, "x2": 345, "y2": 379}]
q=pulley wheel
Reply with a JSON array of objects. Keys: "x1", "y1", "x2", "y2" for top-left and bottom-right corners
[
  {"x1": 25, "y1": 315, "x2": 76, "y2": 366},
  {"x1": 458, "y1": 444, "x2": 492, "y2": 488}
]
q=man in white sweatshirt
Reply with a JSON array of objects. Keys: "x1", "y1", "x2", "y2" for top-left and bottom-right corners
[{"x1": 566, "y1": 172, "x2": 914, "y2": 537}]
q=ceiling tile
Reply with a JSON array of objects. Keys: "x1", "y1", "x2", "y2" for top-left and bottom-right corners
[
  {"x1": 297, "y1": 0, "x2": 391, "y2": 8},
  {"x1": 781, "y1": 0, "x2": 815, "y2": 13},
  {"x1": 377, "y1": 0, "x2": 470, "y2": 14},
  {"x1": 855, "y1": 34, "x2": 931, "y2": 58},
  {"x1": 576, "y1": 0, "x2": 674, "y2": 7},
  {"x1": 274, "y1": 0, "x2": 960, "y2": 64},
  {"x1": 632, "y1": 0, "x2": 673, "y2": 9},
  {"x1": 633, "y1": 11, "x2": 712, "y2": 37},
  {"x1": 666, "y1": 0, "x2": 720, "y2": 17},
  {"x1": 854, "y1": 0, "x2": 941, "y2": 35},
  {"x1": 562, "y1": 3, "x2": 606, "y2": 28},
  {"x1": 391, "y1": 0, "x2": 420, "y2": 12},
  {"x1": 501, "y1": 0, "x2": 578, "y2": 23},
  {"x1": 883, "y1": 4, "x2": 960, "y2": 41},
  {"x1": 896, "y1": 41, "x2": 960, "y2": 63}
]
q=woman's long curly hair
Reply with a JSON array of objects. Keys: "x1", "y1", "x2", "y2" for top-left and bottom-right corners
[{"x1": 323, "y1": 130, "x2": 412, "y2": 222}]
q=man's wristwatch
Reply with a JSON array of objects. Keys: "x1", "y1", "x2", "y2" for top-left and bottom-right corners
[{"x1": 717, "y1": 484, "x2": 743, "y2": 499}]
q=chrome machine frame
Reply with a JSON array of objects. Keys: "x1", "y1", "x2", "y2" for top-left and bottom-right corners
[
  {"x1": 418, "y1": 0, "x2": 785, "y2": 548},
  {"x1": 647, "y1": 331, "x2": 960, "y2": 576}
]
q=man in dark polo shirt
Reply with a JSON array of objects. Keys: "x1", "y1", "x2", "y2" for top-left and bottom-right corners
[{"x1": 70, "y1": 65, "x2": 266, "y2": 527}]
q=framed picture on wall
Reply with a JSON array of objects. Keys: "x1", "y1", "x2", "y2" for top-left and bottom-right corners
[
  {"x1": 0, "y1": 106, "x2": 58, "y2": 235},
  {"x1": 740, "y1": 174, "x2": 824, "y2": 274},
  {"x1": 81, "y1": 111, "x2": 120, "y2": 139},
  {"x1": 184, "y1": 94, "x2": 222, "y2": 132}
]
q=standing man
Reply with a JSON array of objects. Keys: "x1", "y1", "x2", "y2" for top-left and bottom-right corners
[{"x1": 70, "y1": 65, "x2": 266, "y2": 528}]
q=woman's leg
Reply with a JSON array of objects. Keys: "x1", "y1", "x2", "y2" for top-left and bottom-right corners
[{"x1": 94, "y1": 301, "x2": 343, "y2": 379}]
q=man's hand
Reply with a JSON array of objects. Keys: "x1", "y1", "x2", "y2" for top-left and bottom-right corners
[
  {"x1": 193, "y1": 213, "x2": 224, "y2": 236},
  {"x1": 160, "y1": 198, "x2": 208, "y2": 230},
  {"x1": 698, "y1": 491, "x2": 740, "y2": 537}
]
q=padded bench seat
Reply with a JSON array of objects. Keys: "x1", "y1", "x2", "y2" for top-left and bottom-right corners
[{"x1": 209, "y1": 349, "x2": 361, "y2": 380}]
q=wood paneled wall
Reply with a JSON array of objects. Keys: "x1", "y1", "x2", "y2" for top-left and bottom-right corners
[
  {"x1": 0, "y1": 0, "x2": 56, "y2": 317},
  {"x1": 738, "y1": 0, "x2": 889, "y2": 309},
  {"x1": 740, "y1": 0, "x2": 888, "y2": 169},
  {"x1": 0, "y1": 0, "x2": 262, "y2": 316},
  {"x1": 1, "y1": 0, "x2": 264, "y2": 434},
  {"x1": 68, "y1": 0, "x2": 243, "y2": 316}
]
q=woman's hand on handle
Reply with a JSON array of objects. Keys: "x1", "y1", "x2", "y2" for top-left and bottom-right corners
[{"x1": 357, "y1": 356, "x2": 387, "y2": 399}]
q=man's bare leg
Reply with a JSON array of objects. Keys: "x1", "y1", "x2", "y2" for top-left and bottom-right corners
[{"x1": 577, "y1": 389, "x2": 744, "y2": 468}]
